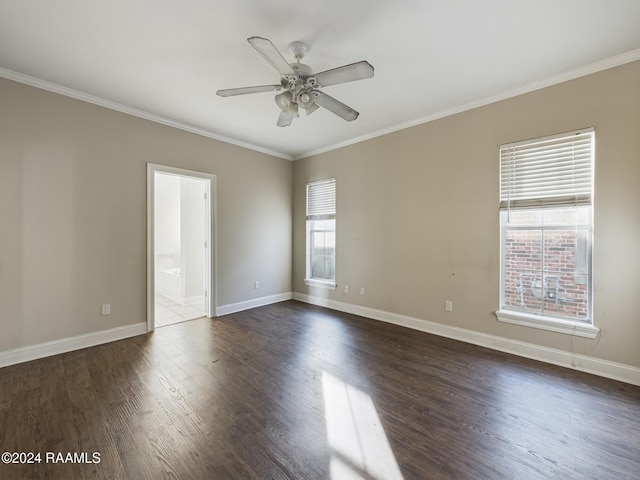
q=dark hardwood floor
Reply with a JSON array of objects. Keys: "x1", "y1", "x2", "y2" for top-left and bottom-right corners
[{"x1": 1, "y1": 300, "x2": 639, "y2": 479}]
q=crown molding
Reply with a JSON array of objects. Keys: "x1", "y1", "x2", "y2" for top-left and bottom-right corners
[
  {"x1": 0, "y1": 68, "x2": 293, "y2": 161},
  {"x1": 3, "y1": 47, "x2": 639, "y2": 163},
  {"x1": 294, "y1": 48, "x2": 640, "y2": 160}
]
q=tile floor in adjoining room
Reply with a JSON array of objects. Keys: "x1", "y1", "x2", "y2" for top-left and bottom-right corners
[{"x1": 155, "y1": 294, "x2": 206, "y2": 327}]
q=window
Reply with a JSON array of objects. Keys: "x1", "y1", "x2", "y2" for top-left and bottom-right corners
[
  {"x1": 305, "y1": 178, "x2": 336, "y2": 288},
  {"x1": 496, "y1": 129, "x2": 599, "y2": 338}
]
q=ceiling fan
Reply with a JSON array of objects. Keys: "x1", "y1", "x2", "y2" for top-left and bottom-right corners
[{"x1": 216, "y1": 36, "x2": 374, "y2": 127}]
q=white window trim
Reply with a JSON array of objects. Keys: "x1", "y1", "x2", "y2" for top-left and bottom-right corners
[
  {"x1": 496, "y1": 310, "x2": 599, "y2": 339},
  {"x1": 304, "y1": 278, "x2": 337, "y2": 290}
]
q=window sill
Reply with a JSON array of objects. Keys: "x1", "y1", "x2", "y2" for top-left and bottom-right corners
[
  {"x1": 304, "y1": 279, "x2": 337, "y2": 290},
  {"x1": 495, "y1": 310, "x2": 599, "y2": 339}
]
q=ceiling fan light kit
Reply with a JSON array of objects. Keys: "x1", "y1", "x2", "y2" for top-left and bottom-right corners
[
  {"x1": 275, "y1": 91, "x2": 298, "y2": 117},
  {"x1": 297, "y1": 90, "x2": 315, "y2": 109},
  {"x1": 216, "y1": 36, "x2": 374, "y2": 127}
]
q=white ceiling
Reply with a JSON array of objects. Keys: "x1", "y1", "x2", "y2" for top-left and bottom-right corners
[{"x1": 1, "y1": 1, "x2": 639, "y2": 160}]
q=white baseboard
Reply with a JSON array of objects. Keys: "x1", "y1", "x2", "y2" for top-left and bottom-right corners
[
  {"x1": 0, "y1": 322, "x2": 148, "y2": 369},
  {"x1": 0, "y1": 291, "x2": 287, "y2": 368},
  {"x1": 293, "y1": 293, "x2": 640, "y2": 386},
  {"x1": 216, "y1": 292, "x2": 293, "y2": 317}
]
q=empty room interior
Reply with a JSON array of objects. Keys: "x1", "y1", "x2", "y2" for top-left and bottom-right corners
[{"x1": 1, "y1": 1, "x2": 640, "y2": 479}]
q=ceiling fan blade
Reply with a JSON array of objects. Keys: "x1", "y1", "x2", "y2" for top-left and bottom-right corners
[
  {"x1": 277, "y1": 111, "x2": 293, "y2": 127},
  {"x1": 216, "y1": 85, "x2": 282, "y2": 97},
  {"x1": 313, "y1": 61, "x2": 374, "y2": 87},
  {"x1": 313, "y1": 91, "x2": 359, "y2": 121},
  {"x1": 248, "y1": 36, "x2": 295, "y2": 76}
]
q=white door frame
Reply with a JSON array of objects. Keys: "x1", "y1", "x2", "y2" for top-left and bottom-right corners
[{"x1": 146, "y1": 163, "x2": 217, "y2": 332}]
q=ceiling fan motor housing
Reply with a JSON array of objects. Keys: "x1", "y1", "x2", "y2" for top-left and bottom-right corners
[{"x1": 281, "y1": 62, "x2": 319, "y2": 113}]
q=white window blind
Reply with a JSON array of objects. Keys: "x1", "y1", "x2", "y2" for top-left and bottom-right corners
[
  {"x1": 307, "y1": 178, "x2": 336, "y2": 219},
  {"x1": 500, "y1": 128, "x2": 594, "y2": 210}
]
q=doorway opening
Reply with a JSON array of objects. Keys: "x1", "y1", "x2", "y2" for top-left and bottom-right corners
[{"x1": 147, "y1": 164, "x2": 216, "y2": 331}]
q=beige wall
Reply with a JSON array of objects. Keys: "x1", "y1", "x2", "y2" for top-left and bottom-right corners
[
  {"x1": 293, "y1": 61, "x2": 640, "y2": 369},
  {"x1": 2, "y1": 60, "x2": 638, "y2": 370},
  {"x1": 0, "y1": 78, "x2": 292, "y2": 352}
]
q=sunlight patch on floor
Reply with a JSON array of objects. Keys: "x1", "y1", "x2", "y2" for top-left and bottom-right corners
[{"x1": 322, "y1": 371, "x2": 404, "y2": 480}]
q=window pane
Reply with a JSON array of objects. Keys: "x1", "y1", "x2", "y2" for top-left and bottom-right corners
[
  {"x1": 542, "y1": 207, "x2": 589, "y2": 226},
  {"x1": 503, "y1": 229, "x2": 543, "y2": 313},
  {"x1": 311, "y1": 254, "x2": 335, "y2": 280},
  {"x1": 314, "y1": 220, "x2": 327, "y2": 230},
  {"x1": 541, "y1": 230, "x2": 589, "y2": 320},
  {"x1": 309, "y1": 219, "x2": 335, "y2": 281},
  {"x1": 506, "y1": 206, "x2": 589, "y2": 227},
  {"x1": 505, "y1": 210, "x2": 543, "y2": 226},
  {"x1": 324, "y1": 231, "x2": 335, "y2": 249},
  {"x1": 502, "y1": 209, "x2": 590, "y2": 321},
  {"x1": 312, "y1": 231, "x2": 326, "y2": 250}
]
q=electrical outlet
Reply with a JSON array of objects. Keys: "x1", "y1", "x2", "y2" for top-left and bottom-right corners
[
  {"x1": 360, "y1": 287, "x2": 365, "y2": 296},
  {"x1": 101, "y1": 304, "x2": 111, "y2": 315},
  {"x1": 344, "y1": 285, "x2": 349, "y2": 293},
  {"x1": 445, "y1": 300, "x2": 453, "y2": 312},
  {"x1": 255, "y1": 281, "x2": 260, "y2": 289}
]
